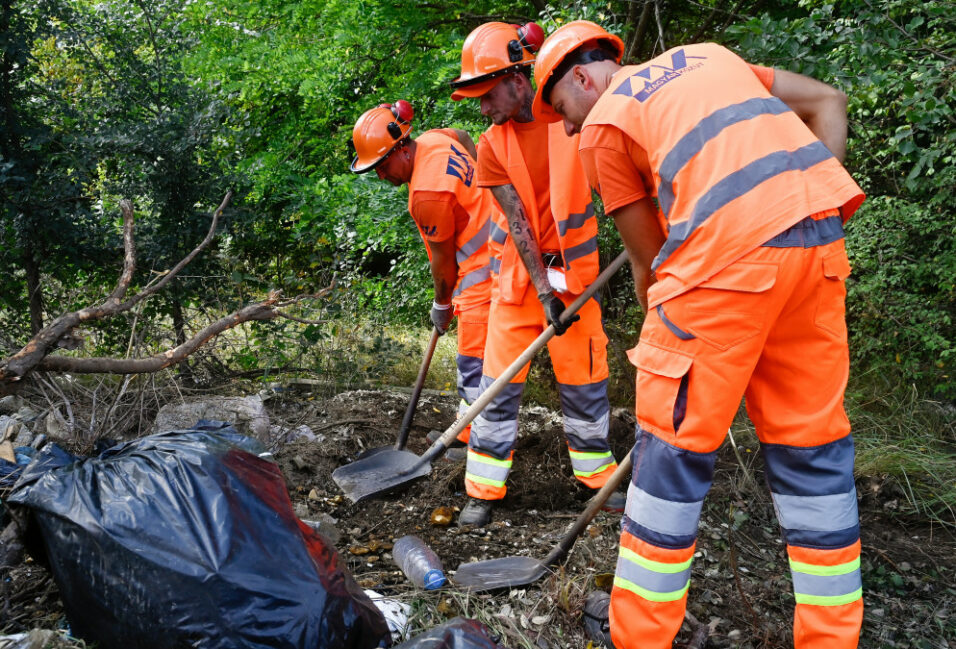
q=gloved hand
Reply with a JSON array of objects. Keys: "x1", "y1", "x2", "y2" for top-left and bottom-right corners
[
  {"x1": 539, "y1": 292, "x2": 579, "y2": 336},
  {"x1": 430, "y1": 301, "x2": 454, "y2": 334}
]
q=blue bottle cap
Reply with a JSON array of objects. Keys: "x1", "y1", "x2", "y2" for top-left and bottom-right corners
[{"x1": 422, "y1": 568, "x2": 445, "y2": 590}]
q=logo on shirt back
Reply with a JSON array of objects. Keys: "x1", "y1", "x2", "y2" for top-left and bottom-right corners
[
  {"x1": 423, "y1": 225, "x2": 438, "y2": 236},
  {"x1": 446, "y1": 144, "x2": 475, "y2": 187},
  {"x1": 612, "y1": 49, "x2": 707, "y2": 102}
]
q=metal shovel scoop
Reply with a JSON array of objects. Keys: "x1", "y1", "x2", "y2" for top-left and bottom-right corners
[
  {"x1": 332, "y1": 251, "x2": 629, "y2": 504},
  {"x1": 453, "y1": 451, "x2": 632, "y2": 591}
]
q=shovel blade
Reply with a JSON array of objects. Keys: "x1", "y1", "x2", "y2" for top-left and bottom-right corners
[
  {"x1": 453, "y1": 556, "x2": 550, "y2": 591},
  {"x1": 332, "y1": 449, "x2": 432, "y2": 504}
]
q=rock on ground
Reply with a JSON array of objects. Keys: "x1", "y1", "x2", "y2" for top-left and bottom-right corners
[{"x1": 152, "y1": 395, "x2": 270, "y2": 442}]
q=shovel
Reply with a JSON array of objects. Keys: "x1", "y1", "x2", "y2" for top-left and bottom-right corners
[
  {"x1": 355, "y1": 326, "x2": 441, "y2": 460},
  {"x1": 332, "y1": 250, "x2": 629, "y2": 504},
  {"x1": 453, "y1": 451, "x2": 632, "y2": 591}
]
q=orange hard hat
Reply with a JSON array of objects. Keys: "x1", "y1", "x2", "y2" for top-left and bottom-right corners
[
  {"x1": 450, "y1": 22, "x2": 544, "y2": 100},
  {"x1": 349, "y1": 100, "x2": 415, "y2": 173},
  {"x1": 532, "y1": 21, "x2": 623, "y2": 122}
]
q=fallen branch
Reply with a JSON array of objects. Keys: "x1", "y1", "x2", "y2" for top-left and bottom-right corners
[
  {"x1": 0, "y1": 192, "x2": 233, "y2": 394},
  {"x1": 38, "y1": 294, "x2": 282, "y2": 374}
]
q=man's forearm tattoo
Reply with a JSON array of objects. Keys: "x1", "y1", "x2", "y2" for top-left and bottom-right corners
[{"x1": 490, "y1": 184, "x2": 551, "y2": 294}]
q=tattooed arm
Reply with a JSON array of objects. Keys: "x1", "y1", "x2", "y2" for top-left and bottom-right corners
[{"x1": 489, "y1": 183, "x2": 552, "y2": 297}]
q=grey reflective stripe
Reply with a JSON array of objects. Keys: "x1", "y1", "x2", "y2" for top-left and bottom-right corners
[
  {"x1": 489, "y1": 222, "x2": 508, "y2": 244},
  {"x1": 459, "y1": 387, "x2": 481, "y2": 407},
  {"x1": 571, "y1": 453, "x2": 615, "y2": 474},
  {"x1": 558, "y1": 204, "x2": 595, "y2": 236},
  {"x1": 466, "y1": 454, "x2": 511, "y2": 483},
  {"x1": 472, "y1": 415, "x2": 518, "y2": 445},
  {"x1": 490, "y1": 257, "x2": 501, "y2": 273},
  {"x1": 771, "y1": 489, "x2": 859, "y2": 532},
  {"x1": 659, "y1": 97, "x2": 791, "y2": 218},
  {"x1": 564, "y1": 411, "x2": 610, "y2": 441},
  {"x1": 564, "y1": 236, "x2": 598, "y2": 264},
  {"x1": 625, "y1": 482, "x2": 704, "y2": 537},
  {"x1": 762, "y1": 215, "x2": 845, "y2": 248},
  {"x1": 454, "y1": 264, "x2": 491, "y2": 297},
  {"x1": 616, "y1": 554, "x2": 692, "y2": 595},
  {"x1": 653, "y1": 141, "x2": 834, "y2": 271},
  {"x1": 791, "y1": 569, "x2": 862, "y2": 598},
  {"x1": 456, "y1": 220, "x2": 490, "y2": 264}
]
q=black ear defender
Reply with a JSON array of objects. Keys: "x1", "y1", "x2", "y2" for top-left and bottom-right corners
[
  {"x1": 507, "y1": 22, "x2": 544, "y2": 62},
  {"x1": 379, "y1": 100, "x2": 414, "y2": 139}
]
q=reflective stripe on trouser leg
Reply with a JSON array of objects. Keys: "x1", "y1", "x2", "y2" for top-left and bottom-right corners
[
  {"x1": 609, "y1": 427, "x2": 717, "y2": 649},
  {"x1": 465, "y1": 375, "x2": 523, "y2": 500},
  {"x1": 762, "y1": 434, "x2": 862, "y2": 648},
  {"x1": 456, "y1": 353, "x2": 483, "y2": 444},
  {"x1": 560, "y1": 380, "x2": 615, "y2": 487}
]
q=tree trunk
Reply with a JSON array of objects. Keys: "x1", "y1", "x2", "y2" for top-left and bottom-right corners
[{"x1": 24, "y1": 252, "x2": 43, "y2": 335}]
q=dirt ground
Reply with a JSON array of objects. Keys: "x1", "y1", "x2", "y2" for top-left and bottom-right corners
[{"x1": 2, "y1": 388, "x2": 955, "y2": 648}]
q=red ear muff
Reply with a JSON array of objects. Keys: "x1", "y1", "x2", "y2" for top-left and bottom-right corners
[
  {"x1": 509, "y1": 22, "x2": 543, "y2": 61},
  {"x1": 382, "y1": 100, "x2": 414, "y2": 139},
  {"x1": 392, "y1": 100, "x2": 414, "y2": 123},
  {"x1": 517, "y1": 23, "x2": 544, "y2": 53}
]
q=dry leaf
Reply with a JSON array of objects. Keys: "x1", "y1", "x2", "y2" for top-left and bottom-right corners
[
  {"x1": 348, "y1": 545, "x2": 370, "y2": 555},
  {"x1": 430, "y1": 506, "x2": 455, "y2": 526},
  {"x1": 594, "y1": 572, "x2": 614, "y2": 590}
]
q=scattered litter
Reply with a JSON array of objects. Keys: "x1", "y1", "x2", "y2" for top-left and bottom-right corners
[
  {"x1": 430, "y1": 506, "x2": 455, "y2": 526},
  {"x1": 365, "y1": 589, "x2": 413, "y2": 642},
  {"x1": 392, "y1": 617, "x2": 511, "y2": 648}
]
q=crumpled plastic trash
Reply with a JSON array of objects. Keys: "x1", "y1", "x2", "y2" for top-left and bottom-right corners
[
  {"x1": 7, "y1": 421, "x2": 390, "y2": 649},
  {"x1": 392, "y1": 617, "x2": 510, "y2": 649},
  {"x1": 365, "y1": 589, "x2": 413, "y2": 642}
]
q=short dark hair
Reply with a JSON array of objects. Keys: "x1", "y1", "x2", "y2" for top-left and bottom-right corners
[{"x1": 542, "y1": 41, "x2": 618, "y2": 104}]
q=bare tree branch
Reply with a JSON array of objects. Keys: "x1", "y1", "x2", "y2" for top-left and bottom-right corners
[
  {"x1": 0, "y1": 192, "x2": 231, "y2": 393},
  {"x1": 108, "y1": 199, "x2": 137, "y2": 302},
  {"x1": 37, "y1": 294, "x2": 282, "y2": 374}
]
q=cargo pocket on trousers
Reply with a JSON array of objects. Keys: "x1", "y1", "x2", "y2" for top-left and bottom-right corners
[
  {"x1": 683, "y1": 261, "x2": 778, "y2": 351},
  {"x1": 589, "y1": 333, "x2": 609, "y2": 382},
  {"x1": 627, "y1": 342, "x2": 693, "y2": 436},
  {"x1": 815, "y1": 249, "x2": 851, "y2": 338}
]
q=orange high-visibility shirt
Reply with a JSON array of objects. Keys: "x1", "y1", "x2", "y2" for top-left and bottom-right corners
[
  {"x1": 581, "y1": 44, "x2": 864, "y2": 307},
  {"x1": 477, "y1": 119, "x2": 559, "y2": 252}
]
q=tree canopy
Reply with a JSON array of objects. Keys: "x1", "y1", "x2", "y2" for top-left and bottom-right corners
[{"x1": 1, "y1": 0, "x2": 953, "y2": 398}]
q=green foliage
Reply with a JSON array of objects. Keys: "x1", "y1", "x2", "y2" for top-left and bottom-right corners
[{"x1": 729, "y1": 0, "x2": 956, "y2": 398}]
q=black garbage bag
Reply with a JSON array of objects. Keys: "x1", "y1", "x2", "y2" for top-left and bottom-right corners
[
  {"x1": 392, "y1": 618, "x2": 510, "y2": 649},
  {"x1": 7, "y1": 421, "x2": 390, "y2": 649}
]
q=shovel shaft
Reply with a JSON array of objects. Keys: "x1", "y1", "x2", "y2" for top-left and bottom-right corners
[
  {"x1": 542, "y1": 451, "x2": 632, "y2": 567},
  {"x1": 395, "y1": 327, "x2": 441, "y2": 450},
  {"x1": 419, "y1": 251, "x2": 630, "y2": 465}
]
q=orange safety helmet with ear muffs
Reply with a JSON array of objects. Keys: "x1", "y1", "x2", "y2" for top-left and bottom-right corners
[
  {"x1": 450, "y1": 22, "x2": 544, "y2": 100},
  {"x1": 349, "y1": 100, "x2": 415, "y2": 173},
  {"x1": 531, "y1": 20, "x2": 623, "y2": 121}
]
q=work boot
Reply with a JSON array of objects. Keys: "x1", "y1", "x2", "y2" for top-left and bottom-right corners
[
  {"x1": 426, "y1": 430, "x2": 467, "y2": 462},
  {"x1": 601, "y1": 490, "x2": 627, "y2": 513},
  {"x1": 458, "y1": 498, "x2": 493, "y2": 527},
  {"x1": 583, "y1": 591, "x2": 616, "y2": 648}
]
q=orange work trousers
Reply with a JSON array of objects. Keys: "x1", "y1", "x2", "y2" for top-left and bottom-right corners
[
  {"x1": 454, "y1": 302, "x2": 489, "y2": 443},
  {"x1": 611, "y1": 228, "x2": 862, "y2": 649},
  {"x1": 464, "y1": 284, "x2": 616, "y2": 499}
]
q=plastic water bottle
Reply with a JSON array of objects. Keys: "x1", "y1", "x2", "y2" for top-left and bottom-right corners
[{"x1": 392, "y1": 535, "x2": 445, "y2": 590}]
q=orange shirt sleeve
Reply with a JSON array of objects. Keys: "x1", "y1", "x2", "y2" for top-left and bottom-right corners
[
  {"x1": 476, "y1": 133, "x2": 511, "y2": 187},
  {"x1": 749, "y1": 64, "x2": 775, "y2": 91},
  {"x1": 410, "y1": 191, "x2": 457, "y2": 243},
  {"x1": 578, "y1": 125, "x2": 650, "y2": 214}
]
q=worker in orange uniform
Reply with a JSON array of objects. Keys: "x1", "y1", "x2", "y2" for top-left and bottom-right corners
[
  {"x1": 450, "y1": 22, "x2": 624, "y2": 527},
  {"x1": 533, "y1": 21, "x2": 865, "y2": 649},
  {"x1": 350, "y1": 101, "x2": 494, "y2": 457}
]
